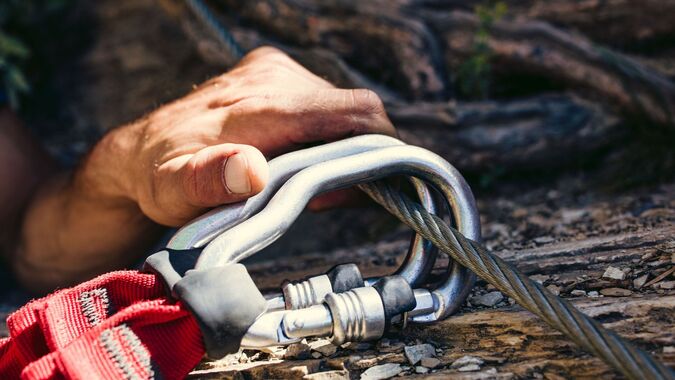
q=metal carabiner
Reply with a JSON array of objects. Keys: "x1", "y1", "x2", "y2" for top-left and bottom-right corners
[
  {"x1": 149, "y1": 135, "x2": 439, "y2": 297},
  {"x1": 198, "y1": 144, "x2": 481, "y2": 320}
]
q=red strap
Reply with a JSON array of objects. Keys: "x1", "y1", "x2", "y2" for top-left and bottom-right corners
[{"x1": 0, "y1": 271, "x2": 206, "y2": 379}]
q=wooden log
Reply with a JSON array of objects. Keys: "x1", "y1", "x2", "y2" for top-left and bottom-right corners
[
  {"x1": 390, "y1": 94, "x2": 623, "y2": 172},
  {"x1": 412, "y1": 0, "x2": 675, "y2": 49},
  {"x1": 421, "y1": 10, "x2": 675, "y2": 128}
]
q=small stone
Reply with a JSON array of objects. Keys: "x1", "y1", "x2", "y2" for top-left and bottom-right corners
[
  {"x1": 239, "y1": 352, "x2": 248, "y2": 363},
  {"x1": 561, "y1": 209, "x2": 586, "y2": 223},
  {"x1": 530, "y1": 274, "x2": 550, "y2": 284},
  {"x1": 420, "y1": 357, "x2": 441, "y2": 368},
  {"x1": 570, "y1": 289, "x2": 587, "y2": 297},
  {"x1": 377, "y1": 340, "x2": 405, "y2": 353},
  {"x1": 533, "y1": 236, "x2": 555, "y2": 244},
  {"x1": 309, "y1": 339, "x2": 338, "y2": 356},
  {"x1": 470, "y1": 291, "x2": 504, "y2": 307},
  {"x1": 284, "y1": 342, "x2": 312, "y2": 360},
  {"x1": 486, "y1": 368, "x2": 498, "y2": 374},
  {"x1": 633, "y1": 274, "x2": 649, "y2": 289},
  {"x1": 346, "y1": 342, "x2": 373, "y2": 351},
  {"x1": 658, "y1": 281, "x2": 675, "y2": 290},
  {"x1": 304, "y1": 370, "x2": 350, "y2": 380},
  {"x1": 603, "y1": 266, "x2": 626, "y2": 280},
  {"x1": 457, "y1": 364, "x2": 481, "y2": 372},
  {"x1": 403, "y1": 344, "x2": 435, "y2": 365},
  {"x1": 588, "y1": 291, "x2": 600, "y2": 298},
  {"x1": 415, "y1": 366, "x2": 429, "y2": 374},
  {"x1": 664, "y1": 346, "x2": 675, "y2": 354},
  {"x1": 600, "y1": 288, "x2": 633, "y2": 297},
  {"x1": 450, "y1": 355, "x2": 484, "y2": 370},
  {"x1": 312, "y1": 352, "x2": 323, "y2": 359},
  {"x1": 360, "y1": 363, "x2": 402, "y2": 380},
  {"x1": 546, "y1": 285, "x2": 561, "y2": 295}
]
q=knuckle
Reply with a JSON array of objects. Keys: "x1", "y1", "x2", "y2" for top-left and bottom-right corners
[
  {"x1": 243, "y1": 46, "x2": 288, "y2": 64},
  {"x1": 349, "y1": 89, "x2": 386, "y2": 116}
]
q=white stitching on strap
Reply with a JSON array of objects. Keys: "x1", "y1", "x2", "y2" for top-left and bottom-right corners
[
  {"x1": 99, "y1": 324, "x2": 155, "y2": 380},
  {"x1": 77, "y1": 288, "x2": 110, "y2": 326}
]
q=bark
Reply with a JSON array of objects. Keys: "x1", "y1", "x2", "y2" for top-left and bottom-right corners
[
  {"x1": 421, "y1": 10, "x2": 675, "y2": 128},
  {"x1": 391, "y1": 94, "x2": 622, "y2": 172}
]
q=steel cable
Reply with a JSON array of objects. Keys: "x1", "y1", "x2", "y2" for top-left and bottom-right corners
[
  {"x1": 186, "y1": 0, "x2": 245, "y2": 61},
  {"x1": 359, "y1": 180, "x2": 674, "y2": 380}
]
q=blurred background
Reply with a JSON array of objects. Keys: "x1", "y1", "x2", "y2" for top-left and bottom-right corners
[{"x1": 1, "y1": 0, "x2": 674, "y2": 270}]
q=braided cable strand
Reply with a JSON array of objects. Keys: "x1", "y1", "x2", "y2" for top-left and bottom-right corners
[
  {"x1": 359, "y1": 181, "x2": 674, "y2": 380},
  {"x1": 186, "y1": 0, "x2": 245, "y2": 61}
]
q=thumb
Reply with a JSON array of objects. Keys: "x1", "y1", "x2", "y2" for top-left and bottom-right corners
[{"x1": 151, "y1": 143, "x2": 269, "y2": 225}]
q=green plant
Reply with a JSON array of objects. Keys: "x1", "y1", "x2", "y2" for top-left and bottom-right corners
[
  {"x1": 0, "y1": 0, "x2": 69, "y2": 108},
  {"x1": 457, "y1": 1, "x2": 507, "y2": 99}
]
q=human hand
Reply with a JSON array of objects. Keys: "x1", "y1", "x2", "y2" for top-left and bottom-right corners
[{"x1": 85, "y1": 46, "x2": 396, "y2": 226}]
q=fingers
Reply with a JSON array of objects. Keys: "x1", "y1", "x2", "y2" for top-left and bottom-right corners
[
  {"x1": 146, "y1": 143, "x2": 269, "y2": 226},
  {"x1": 225, "y1": 88, "x2": 397, "y2": 155}
]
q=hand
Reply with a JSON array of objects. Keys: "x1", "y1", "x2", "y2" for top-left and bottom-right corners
[{"x1": 86, "y1": 46, "x2": 396, "y2": 226}]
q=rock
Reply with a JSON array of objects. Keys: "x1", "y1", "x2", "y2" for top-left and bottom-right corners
[
  {"x1": 360, "y1": 363, "x2": 402, "y2": 380},
  {"x1": 561, "y1": 209, "x2": 587, "y2": 223},
  {"x1": 284, "y1": 342, "x2": 312, "y2": 360},
  {"x1": 602, "y1": 266, "x2": 626, "y2": 280},
  {"x1": 420, "y1": 357, "x2": 442, "y2": 368},
  {"x1": 657, "y1": 281, "x2": 675, "y2": 290},
  {"x1": 533, "y1": 236, "x2": 555, "y2": 244},
  {"x1": 546, "y1": 284, "x2": 561, "y2": 295},
  {"x1": 309, "y1": 339, "x2": 338, "y2": 356},
  {"x1": 570, "y1": 289, "x2": 587, "y2": 297},
  {"x1": 415, "y1": 366, "x2": 429, "y2": 374},
  {"x1": 664, "y1": 346, "x2": 675, "y2": 354},
  {"x1": 312, "y1": 352, "x2": 323, "y2": 359},
  {"x1": 530, "y1": 274, "x2": 550, "y2": 284},
  {"x1": 457, "y1": 364, "x2": 481, "y2": 372},
  {"x1": 346, "y1": 342, "x2": 373, "y2": 351},
  {"x1": 450, "y1": 355, "x2": 484, "y2": 370},
  {"x1": 470, "y1": 291, "x2": 504, "y2": 307},
  {"x1": 600, "y1": 287, "x2": 633, "y2": 297},
  {"x1": 633, "y1": 274, "x2": 649, "y2": 289},
  {"x1": 377, "y1": 339, "x2": 405, "y2": 353},
  {"x1": 404, "y1": 344, "x2": 435, "y2": 365},
  {"x1": 304, "y1": 370, "x2": 350, "y2": 380},
  {"x1": 588, "y1": 291, "x2": 600, "y2": 298}
]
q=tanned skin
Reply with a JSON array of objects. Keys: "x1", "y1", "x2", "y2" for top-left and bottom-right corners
[{"x1": 0, "y1": 47, "x2": 396, "y2": 293}]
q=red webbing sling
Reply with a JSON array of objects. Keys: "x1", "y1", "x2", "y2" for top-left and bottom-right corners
[{"x1": 0, "y1": 271, "x2": 205, "y2": 379}]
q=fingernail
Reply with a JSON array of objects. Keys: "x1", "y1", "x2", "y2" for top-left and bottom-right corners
[{"x1": 223, "y1": 153, "x2": 251, "y2": 194}]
